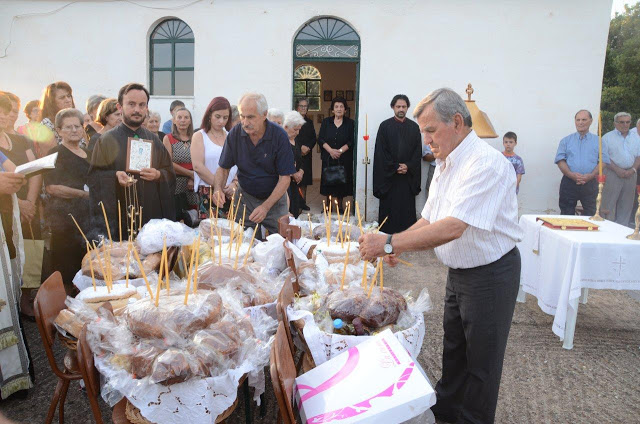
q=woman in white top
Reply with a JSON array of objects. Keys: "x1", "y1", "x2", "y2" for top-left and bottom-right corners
[{"x1": 191, "y1": 96, "x2": 238, "y2": 219}]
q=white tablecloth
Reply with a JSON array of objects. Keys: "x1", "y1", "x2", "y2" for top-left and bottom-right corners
[{"x1": 518, "y1": 215, "x2": 640, "y2": 341}]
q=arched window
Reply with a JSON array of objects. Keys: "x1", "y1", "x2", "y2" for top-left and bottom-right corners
[
  {"x1": 293, "y1": 65, "x2": 322, "y2": 111},
  {"x1": 294, "y1": 17, "x2": 360, "y2": 60},
  {"x1": 149, "y1": 19, "x2": 194, "y2": 96}
]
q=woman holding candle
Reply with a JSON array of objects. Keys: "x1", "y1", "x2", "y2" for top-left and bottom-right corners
[
  {"x1": 44, "y1": 108, "x2": 91, "y2": 293},
  {"x1": 318, "y1": 97, "x2": 354, "y2": 213}
]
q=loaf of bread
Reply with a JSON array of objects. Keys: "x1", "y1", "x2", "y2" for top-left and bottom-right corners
[
  {"x1": 124, "y1": 291, "x2": 223, "y2": 340},
  {"x1": 54, "y1": 309, "x2": 84, "y2": 338}
]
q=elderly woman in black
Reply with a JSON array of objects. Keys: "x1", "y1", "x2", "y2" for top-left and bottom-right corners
[
  {"x1": 44, "y1": 108, "x2": 91, "y2": 293},
  {"x1": 318, "y1": 97, "x2": 354, "y2": 212}
]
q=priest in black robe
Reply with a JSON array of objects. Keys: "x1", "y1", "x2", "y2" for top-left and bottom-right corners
[
  {"x1": 294, "y1": 98, "x2": 316, "y2": 208},
  {"x1": 88, "y1": 83, "x2": 175, "y2": 241},
  {"x1": 373, "y1": 94, "x2": 422, "y2": 234}
]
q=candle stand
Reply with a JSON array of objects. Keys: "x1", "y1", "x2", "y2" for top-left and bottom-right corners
[
  {"x1": 627, "y1": 185, "x2": 640, "y2": 240},
  {"x1": 590, "y1": 175, "x2": 606, "y2": 221}
]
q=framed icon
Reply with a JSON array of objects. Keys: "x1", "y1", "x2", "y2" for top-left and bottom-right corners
[
  {"x1": 323, "y1": 90, "x2": 333, "y2": 101},
  {"x1": 346, "y1": 90, "x2": 354, "y2": 101},
  {"x1": 317, "y1": 114, "x2": 324, "y2": 124},
  {"x1": 126, "y1": 137, "x2": 153, "y2": 173},
  {"x1": 335, "y1": 90, "x2": 344, "y2": 99},
  {"x1": 345, "y1": 107, "x2": 351, "y2": 118}
]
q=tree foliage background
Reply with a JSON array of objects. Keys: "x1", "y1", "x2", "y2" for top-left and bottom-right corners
[{"x1": 601, "y1": 2, "x2": 640, "y2": 133}]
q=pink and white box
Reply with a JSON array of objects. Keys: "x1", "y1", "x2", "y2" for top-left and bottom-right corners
[{"x1": 295, "y1": 329, "x2": 436, "y2": 423}]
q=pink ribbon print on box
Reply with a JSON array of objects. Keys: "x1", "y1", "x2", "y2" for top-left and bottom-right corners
[{"x1": 295, "y1": 339, "x2": 416, "y2": 423}]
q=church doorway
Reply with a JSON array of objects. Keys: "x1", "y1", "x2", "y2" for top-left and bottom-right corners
[{"x1": 292, "y1": 17, "x2": 360, "y2": 215}]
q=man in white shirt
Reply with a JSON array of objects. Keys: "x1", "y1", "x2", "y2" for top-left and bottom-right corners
[
  {"x1": 360, "y1": 88, "x2": 523, "y2": 424},
  {"x1": 601, "y1": 112, "x2": 640, "y2": 225}
]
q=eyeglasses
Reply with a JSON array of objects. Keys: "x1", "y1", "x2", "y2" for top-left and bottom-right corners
[
  {"x1": 616, "y1": 120, "x2": 631, "y2": 125},
  {"x1": 61, "y1": 125, "x2": 83, "y2": 131}
]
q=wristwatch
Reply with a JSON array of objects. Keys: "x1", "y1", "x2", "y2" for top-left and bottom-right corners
[
  {"x1": 384, "y1": 234, "x2": 394, "y2": 254},
  {"x1": 339, "y1": 148, "x2": 343, "y2": 153}
]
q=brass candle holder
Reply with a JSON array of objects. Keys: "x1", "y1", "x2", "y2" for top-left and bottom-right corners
[
  {"x1": 626, "y1": 185, "x2": 640, "y2": 240},
  {"x1": 590, "y1": 175, "x2": 606, "y2": 221}
]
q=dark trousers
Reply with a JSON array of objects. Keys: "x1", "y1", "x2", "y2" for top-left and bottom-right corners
[
  {"x1": 559, "y1": 175, "x2": 597, "y2": 216},
  {"x1": 431, "y1": 247, "x2": 521, "y2": 424}
]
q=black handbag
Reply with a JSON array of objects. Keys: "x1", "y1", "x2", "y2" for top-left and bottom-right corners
[{"x1": 322, "y1": 158, "x2": 346, "y2": 186}]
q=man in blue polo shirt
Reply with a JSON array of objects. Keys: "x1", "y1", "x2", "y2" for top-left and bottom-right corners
[
  {"x1": 213, "y1": 92, "x2": 295, "y2": 235},
  {"x1": 555, "y1": 109, "x2": 610, "y2": 216}
]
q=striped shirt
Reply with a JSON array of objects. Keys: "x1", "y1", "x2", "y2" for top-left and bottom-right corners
[{"x1": 421, "y1": 130, "x2": 523, "y2": 269}]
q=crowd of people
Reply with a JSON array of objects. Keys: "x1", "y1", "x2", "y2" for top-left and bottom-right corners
[{"x1": 1, "y1": 78, "x2": 639, "y2": 424}]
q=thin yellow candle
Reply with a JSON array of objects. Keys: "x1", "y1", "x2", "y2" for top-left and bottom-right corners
[
  {"x1": 125, "y1": 241, "x2": 132, "y2": 288},
  {"x1": 118, "y1": 200, "x2": 122, "y2": 243},
  {"x1": 243, "y1": 224, "x2": 259, "y2": 266},
  {"x1": 367, "y1": 260, "x2": 381, "y2": 298},
  {"x1": 209, "y1": 188, "x2": 213, "y2": 220},
  {"x1": 129, "y1": 206, "x2": 135, "y2": 241},
  {"x1": 164, "y1": 242, "x2": 170, "y2": 293},
  {"x1": 395, "y1": 258, "x2": 413, "y2": 267},
  {"x1": 69, "y1": 214, "x2": 90, "y2": 246},
  {"x1": 365, "y1": 114, "x2": 368, "y2": 137},
  {"x1": 340, "y1": 237, "x2": 350, "y2": 290},
  {"x1": 598, "y1": 112, "x2": 603, "y2": 177},
  {"x1": 328, "y1": 196, "x2": 332, "y2": 246},
  {"x1": 139, "y1": 206, "x2": 143, "y2": 231},
  {"x1": 376, "y1": 216, "x2": 388, "y2": 233},
  {"x1": 380, "y1": 259, "x2": 384, "y2": 291},
  {"x1": 132, "y1": 247, "x2": 154, "y2": 298},
  {"x1": 355, "y1": 201, "x2": 363, "y2": 232},
  {"x1": 99, "y1": 201, "x2": 113, "y2": 246},
  {"x1": 180, "y1": 250, "x2": 188, "y2": 277},
  {"x1": 214, "y1": 219, "x2": 216, "y2": 264},
  {"x1": 92, "y1": 242, "x2": 107, "y2": 291},
  {"x1": 193, "y1": 236, "x2": 201, "y2": 293},
  {"x1": 183, "y1": 262, "x2": 191, "y2": 305},
  {"x1": 86, "y1": 242, "x2": 96, "y2": 291},
  {"x1": 308, "y1": 213, "x2": 313, "y2": 238},
  {"x1": 217, "y1": 226, "x2": 222, "y2": 266},
  {"x1": 186, "y1": 238, "x2": 197, "y2": 290},
  {"x1": 234, "y1": 206, "x2": 246, "y2": 269},
  {"x1": 103, "y1": 243, "x2": 113, "y2": 290},
  {"x1": 155, "y1": 238, "x2": 165, "y2": 306},
  {"x1": 361, "y1": 259, "x2": 368, "y2": 288}
]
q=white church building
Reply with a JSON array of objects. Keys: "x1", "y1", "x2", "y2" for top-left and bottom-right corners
[{"x1": 0, "y1": 0, "x2": 613, "y2": 220}]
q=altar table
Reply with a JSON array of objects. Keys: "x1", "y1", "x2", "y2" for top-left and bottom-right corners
[{"x1": 516, "y1": 215, "x2": 640, "y2": 349}]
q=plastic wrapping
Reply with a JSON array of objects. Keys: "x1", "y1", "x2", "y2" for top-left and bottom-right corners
[
  {"x1": 358, "y1": 288, "x2": 407, "y2": 328},
  {"x1": 251, "y1": 234, "x2": 287, "y2": 272},
  {"x1": 198, "y1": 218, "x2": 250, "y2": 240},
  {"x1": 197, "y1": 263, "x2": 256, "y2": 290},
  {"x1": 124, "y1": 291, "x2": 223, "y2": 343},
  {"x1": 73, "y1": 269, "x2": 158, "y2": 292},
  {"x1": 88, "y1": 299, "x2": 278, "y2": 423},
  {"x1": 322, "y1": 261, "x2": 376, "y2": 287},
  {"x1": 136, "y1": 219, "x2": 196, "y2": 255},
  {"x1": 325, "y1": 286, "x2": 370, "y2": 322},
  {"x1": 312, "y1": 241, "x2": 361, "y2": 265}
]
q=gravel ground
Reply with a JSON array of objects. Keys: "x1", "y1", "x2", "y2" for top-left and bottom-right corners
[{"x1": 1, "y1": 249, "x2": 639, "y2": 423}]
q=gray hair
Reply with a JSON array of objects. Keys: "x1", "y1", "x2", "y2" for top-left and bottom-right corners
[
  {"x1": 413, "y1": 88, "x2": 472, "y2": 127},
  {"x1": 238, "y1": 92, "x2": 268, "y2": 115},
  {"x1": 148, "y1": 110, "x2": 161, "y2": 121},
  {"x1": 637, "y1": 118, "x2": 640, "y2": 126},
  {"x1": 231, "y1": 105, "x2": 239, "y2": 122},
  {"x1": 55, "y1": 108, "x2": 84, "y2": 128},
  {"x1": 614, "y1": 112, "x2": 631, "y2": 122},
  {"x1": 86, "y1": 94, "x2": 106, "y2": 115},
  {"x1": 575, "y1": 109, "x2": 593, "y2": 119},
  {"x1": 283, "y1": 110, "x2": 305, "y2": 128},
  {"x1": 267, "y1": 108, "x2": 284, "y2": 122}
]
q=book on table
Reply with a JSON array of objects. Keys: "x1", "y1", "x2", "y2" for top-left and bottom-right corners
[{"x1": 536, "y1": 217, "x2": 599, "y2": 231}]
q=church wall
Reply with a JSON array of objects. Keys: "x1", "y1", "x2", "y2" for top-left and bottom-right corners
[{"x1": 0, "y1": 0, "x2": 613, "y2": 218}]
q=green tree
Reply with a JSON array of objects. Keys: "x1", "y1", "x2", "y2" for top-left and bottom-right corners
[{"x1": 601, "y1": 2, "x2": 640, "y2": 133}]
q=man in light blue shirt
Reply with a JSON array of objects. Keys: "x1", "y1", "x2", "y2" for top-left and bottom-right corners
[
  {"x1": 555, "y1": 109, "x2": 610, "y2": 216},
  {"x1": 161, "y1": 99, "x2": 185, "y2": 134},
  {"x1": 422, "y1": 142, "x2": 436, "y2": 200},
  {"x1": 601, "y1": 112, "x2": 640, "y2": 225}
]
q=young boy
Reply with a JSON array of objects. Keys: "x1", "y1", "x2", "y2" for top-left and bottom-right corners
[{"x1": 502, "y1": 131, "x2": 525, "y2": 194}]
